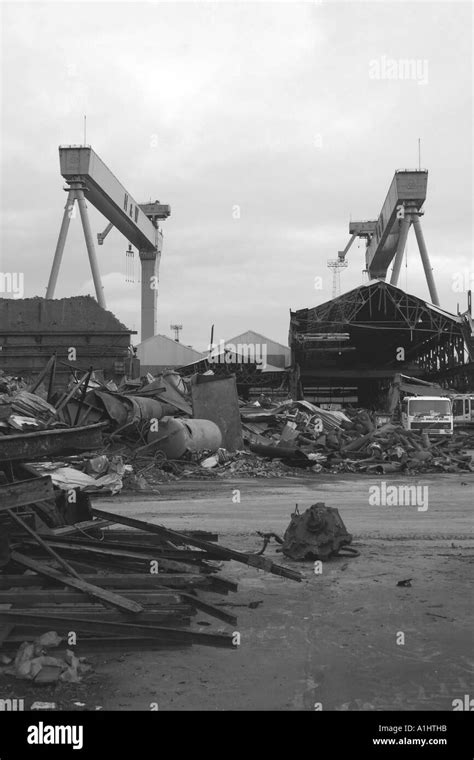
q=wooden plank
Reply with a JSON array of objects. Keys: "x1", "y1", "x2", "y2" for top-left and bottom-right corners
[
  {"x1": 40, "y1": 519, "x2": 111, "y2": 537},
  {"x1": 35, "y1": 538, "x2": 217, "y2": 562},
  {"x1": 92, "y1": 508, "x2": 303, "y2": 582},
  {"x1": 47, "y1": 370, "x2": 90, "y2": 422},
  {"x1": 39, "y1": 525, "x2": 218, "y2": 542},
  {"x1": 0, "y1": 590, "x2": 182, "y2": 605},
  {"x1": 208, "y1": 575, "x2": 238, "y2": 594},
  {"x1": 8, "y1": 509, "x2": 82, "y2": 580},
  {"x1": 0, "y1": 573, "x2": 211, "y2": 590},
  {"x1": 2, "y1": 607, "x2": 193, "y2": 624},
  {"x1": 16, "y1": 546, "x2": 203, "y2": 575},
  {"x1": 27, "y1": 354, "x2": 56, "y2": 394},
  {"x1": 2, "y1": 634, "x2": 192, "y2": 650},
  {"x1": 10, "y1": 552, "x2": 144, "y2": 614},
  {"x1": 0, "y1": 476, "x2": 54, "y2": 510},
  {"x1": 0, "y1": 610, "x2": 236, "y2": 648},
  {"x1": 179, "y1": 592, "x2": 237, "y2": 626},
  {"x1": 16, "y1": 539, "x2": 170, "y2": 562},
  {"x1": 99, "y1": 528, "x2": 219, "y2": 543}
]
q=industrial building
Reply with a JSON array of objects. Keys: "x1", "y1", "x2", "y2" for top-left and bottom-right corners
[
  {"x1": 290, "y1": 281, "x2": 474, "y2": 408},
  {"x1": 221, "y1": 330, "x2": 291, "y2": 370},
  {"x1": 0, "y1": 296, "x2": 134, "y2": 389}
]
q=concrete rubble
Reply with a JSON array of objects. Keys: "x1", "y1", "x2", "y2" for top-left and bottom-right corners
[{"x1": 0, "y1": 634, "x2": 91, "y2": 684}]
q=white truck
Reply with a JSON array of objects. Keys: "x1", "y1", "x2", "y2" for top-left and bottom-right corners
[{"x1": 401, "y1": 395, "x2": 453, "y2": 436}]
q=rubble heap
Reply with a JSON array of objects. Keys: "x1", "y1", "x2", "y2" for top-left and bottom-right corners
[{"x1": 0, "y1": 362, "x2": 473, "y2": 497}]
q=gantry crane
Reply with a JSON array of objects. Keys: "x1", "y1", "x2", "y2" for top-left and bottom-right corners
[
  {"x1": 336, "y1": 169, "x2": 440, "y2": 306},
  {"x1": 46, "y1": 146, "x2": 170, "y2": 340}
]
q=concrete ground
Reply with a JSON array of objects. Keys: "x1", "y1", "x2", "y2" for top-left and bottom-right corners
[{"x1": 88, "y1": 472, "x2": 473, "y2": 711}]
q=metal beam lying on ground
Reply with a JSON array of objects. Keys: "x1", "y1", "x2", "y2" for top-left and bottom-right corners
[{"x1": 92, "y1": 508, "x2": 303, "y2": 582}]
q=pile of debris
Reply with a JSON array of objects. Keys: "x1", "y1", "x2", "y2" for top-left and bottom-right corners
[
  {"x1": 1, "y1": 359, "x2": 473, "y2": 493},
  {"x1": 0, "y1": 633, "x2": 91, "y2": 685},
  {"x1": 0, "y1": 477, "x2": 302, "y2": 661},
  {"x1": 239, "y1": 401, "x2": 474, "y2": 475}
]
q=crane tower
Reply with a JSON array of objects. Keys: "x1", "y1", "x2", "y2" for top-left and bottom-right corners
[{"x1": 46, "y1": 146, "x2": 170, "y2": 340}]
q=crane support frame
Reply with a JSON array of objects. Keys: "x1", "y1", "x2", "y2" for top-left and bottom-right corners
[{"x1": 46, "y1": 146, "x2": 171, "y2": 341}]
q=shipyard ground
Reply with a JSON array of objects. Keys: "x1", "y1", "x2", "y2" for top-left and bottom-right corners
[
  {"x1": 94, "y1": 473, "x2": 473, "y2": 711},
  {"x1": 4, "y1": 474, "x2": 473, "y2": 711}
]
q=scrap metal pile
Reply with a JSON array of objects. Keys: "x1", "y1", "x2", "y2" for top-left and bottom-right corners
[
  {"x1": 1, "y1": 362, "x2": 473, "y2": 493},
  {"x1": 239, "y1": 402, "x2": 474, "y2": 475}
]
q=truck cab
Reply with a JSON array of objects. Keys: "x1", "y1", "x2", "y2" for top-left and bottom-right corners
[{"x1": 401, "y1": 395, "x2": 453, "y2": 436}]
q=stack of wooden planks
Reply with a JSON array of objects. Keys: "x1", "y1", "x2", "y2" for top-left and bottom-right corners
[{"x1": 0, "y1": 493, "x2": 302, "y2": 653}]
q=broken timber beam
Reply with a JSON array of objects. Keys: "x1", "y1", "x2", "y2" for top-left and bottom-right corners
[{"x1": 92, "y1": 508, "x2": 303, "y2": 582}]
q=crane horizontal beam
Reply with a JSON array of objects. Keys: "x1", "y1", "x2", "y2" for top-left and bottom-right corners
[
  {"x1": 364, "y1": 170, "x2": 427, "y2": 279},
  {"x1": 59, "y1": 146, "x2": 170, "y2": 252}
]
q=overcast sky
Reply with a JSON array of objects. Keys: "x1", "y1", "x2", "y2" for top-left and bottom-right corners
[{"x1": 1, "y1": 1, "x2": 472, "y2": 350}]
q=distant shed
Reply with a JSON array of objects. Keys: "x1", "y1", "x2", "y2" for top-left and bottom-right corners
[{"x1": 136, "y1": 333, "x2": 204, "y2": 375}]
